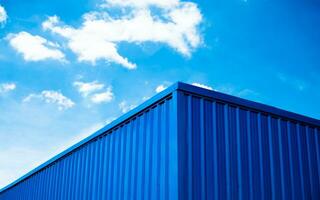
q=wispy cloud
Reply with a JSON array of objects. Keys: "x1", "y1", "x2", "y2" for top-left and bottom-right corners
[
  {"x1": 105, "y1": 117, "x2": 117, "y2": 125},
  {"x1": 0, "y1": 83, "x2": 16, "y2": 94},
  {"x1": 23, "y1": 90, "x2": 75, "y2": 110},
  {"x1": 277, "y1": 73, "x2": 307, "y2": 91},
  {"x1": 7, "y1": 31, "x2": 65, "y2": 62},
  {"x1": 215, "y1": 85, "x2": 258, "y2": 98},
  {"x1": 192, "y1": 82, "x2": 213, "y2": 90},
  {"x1": 90, "y1": 88, "x2": 114, "y2": 104},
  {"x1": 0, "y1": 5, "x2": 7, "y2": 25},
  {"x1": 155, "y1": 81, "x2": 172, "y2": 93},
  {"x1": 155, "y1": 84, "x2": 167, "y2": 93},
  {"x1": 101, "y1": 0, "x2": 180, "y2": 8},
  {"x1": 42, "y1": 0, "x2": 203, "y2": 68},
  {"x1": 191, "y1": 82, "x2": 258, "y2": 98},
  {"x1": 73, "y1": 81, "x2": 114, "y2": 104},
  {"x1": 119, "y1": 100, "x2": 136, "y2": 113},
  {"x1": 73, "y1": 81, "x2": 104, "y2": 97}
]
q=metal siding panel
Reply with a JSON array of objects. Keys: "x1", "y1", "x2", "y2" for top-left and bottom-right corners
[
  {"x1": 113, "y1": 128, "x2": 120, "y2": 200},
  {"x1": 176, "y1": 92, "x2": 187, "y2": 200},
  {"x1": 192, "y1": 97, "x2": 201, "y2": 200},
  {"x1": 250, "y1": 112, "x2": 262, "y2": 199},
  {"x1": 186, "y1": 95, "x2": 193, "y2": 200},
  {"x1": 306, "y1": 127, "x2": 320, "y2": 199},
  {"x1": 1, "y1": 83, "x2": 320, "y2": 200},
  {"x1": 136, "y1": 113, "x2": 143, "y2": 200},
  {"x1": 0, "y1": 96, "x2": 175, "y2": 200},
  {"x1": 123, "y1": 124, "x2": 131, "y2": 200},
  {"x1": 246, "y1": 110, "x2": 254, "y2": 200},
  {"x1": 146, "y1": 109, "x2": 153, "y2": 200},
  {"x1": 279, "y1": 120, "x2": 293, "y2": 199},
  {"x1": 204, "y1": 100, "x2": 214, "y2": 200},
  {"x1": 270, "y1": 117, "x2": 282, "y2": 199},
  {"x1": 239, "y1": 108, "x2": 250, "y2": 200},
  {"x1": 228, "y1": 106, "x2": 239, "y2": 199},
  {"x1": 177, "y1": 90, "x2": 320, "y2": 200},
  {"x1": 316, "y1": 128, "x2": 320, "y2": 193},
  {"x1": 299, "y1": 125, "x2": 312, "y2": 199},
  {"x1": 150, "y1": 107, "x2": 156, "y2": 200},
  {"x1": 257, "y1": 113, "x2": 265, "y2": 199}
]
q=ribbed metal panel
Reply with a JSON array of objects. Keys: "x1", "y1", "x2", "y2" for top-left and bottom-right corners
[
  {"x1": 0, "y1": 95, "x2": 178, "y2": 200},
  {"x1": 1, "y1": 82, "x2": 319, "y2": 200},
  {"x1": 177, "y1": 91, "x2": 320, "y2": 200}
]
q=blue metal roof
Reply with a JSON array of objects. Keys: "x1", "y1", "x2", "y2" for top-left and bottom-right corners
[{"x1": 1, "y1": 81, "x2": 319, "y2": 193}]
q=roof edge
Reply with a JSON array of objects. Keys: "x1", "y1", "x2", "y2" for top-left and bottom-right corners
[{"x1": 176, "y1": 82, "x2": 320, "y2": 127}]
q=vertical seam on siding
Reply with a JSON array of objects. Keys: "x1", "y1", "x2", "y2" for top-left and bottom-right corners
[
  {"x1": 286, "y1": 122, "x2": 295, "y2": 198},
  {"x1": 267, "y1": 116, "x2": 275, "y2": 199},
  {"x1": 164, "y1": 99, "x2": 169, "y2": 200},
  {"x1": 200, "y1": 99, "x2": 206, "y2": 200},
  {"x1": 247, "y1": 111, "x2": 253, "y2": 200},
  {"x1": 173, "y1": 91, "x2": 181, "y2": 200},
  {"x1": 277, "y1": 119, "x2": 286, "y2": 200},
  {"x1": 296, "y1": 124, "x2": 306, "y2": 199},
  {"x1": 212, "y1": 101, "x2": 218, "y2": 200},
  {"x1": 305, "y1": 126, "x2": 314, "y2": 197},
  {"x1": 187, "y1": 95, "x2": 193, "y2": 200},
  {"x1": 236, "y1": 108, "x2": 243, "y2": 200},
  {"x1": 315, "y1": 129, "x2": 320, "y2": 188},
  {"x1": 224, "y1": 104, "x2": 231, "y2": 200},
  {"x1": 257, "y1": 113, "x2": 265, "y2": 200}
]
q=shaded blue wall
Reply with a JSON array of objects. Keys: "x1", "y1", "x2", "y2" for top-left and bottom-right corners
[{"x1": 177, "y1": 89, "x2": 320, "y2": 199}]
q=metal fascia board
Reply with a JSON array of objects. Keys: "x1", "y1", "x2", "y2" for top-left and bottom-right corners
[{"x1": 176, "y1": 82, "x2": 320, "y2": 127}]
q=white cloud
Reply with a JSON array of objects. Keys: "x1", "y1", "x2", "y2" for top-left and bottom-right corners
[
  {"x1": 7, "y1": 31, "x2": 65, "y2": 62},
  {"x1": 105, "y1": 116, "x2": 117, "y2": 124},
  {"x1": 191, "y1": 82, "x2": 258, "y2": 98},
  {"x1": 102, "y1": 0, "x2": 179, "y2": 8},
  {"x1": 0, "y1": 83, "x2": 16, "y2": 94},
  {"x1": 73, "y1": 81, "x2": 104, "y2": 97},
  {"x1": 155, "y1": 84, "x2": 167, "y2": 93},
  {"x1": 0, "y1": 5, "x2": 7, "y2": 25},
  {"x1": 90, "y1": 87, "x2": 114, "y2": 104},
  {"x1": 73, "y1": 81, "x2": 114, "y2": 104},
  {"x1": 42, "y1": 0, "x2": 202, "y2": 68},
  {"x1": 192, "y1": 82, "x2": 213, "y2": 90},
  {"x1": 23, "y1": 90, "x2": 75, "y2": 110},
  {"x1": 119, "y1": 101, "x2": 136, "y2": 113}
]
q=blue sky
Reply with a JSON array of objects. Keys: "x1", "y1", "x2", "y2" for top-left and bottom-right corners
[{"x1": 0, "y1": 0, "x2": 320, "y2": 188}]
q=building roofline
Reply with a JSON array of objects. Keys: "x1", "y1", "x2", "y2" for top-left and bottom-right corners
[
  {"x1": 1, "y1": 81, "x2": 319, "y2": 193},
  {"x1": 176, "y1": 82, "x2": 320, "y2": 127}
]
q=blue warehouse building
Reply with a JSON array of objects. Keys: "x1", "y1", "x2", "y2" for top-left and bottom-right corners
[{"x1": 0, "y1": 82, "x2": 319, "y2": 199}]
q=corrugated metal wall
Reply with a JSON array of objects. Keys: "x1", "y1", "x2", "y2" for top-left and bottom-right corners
[
  {"x1": 1, "y1": 83, "x2": 320, "y2": 200},
  {"x1": 0, "y1": 95, "x2": 179, "y2": 200},
  {"x1": 177, "y1": 91, "x2": 320, "y2": 200}
]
